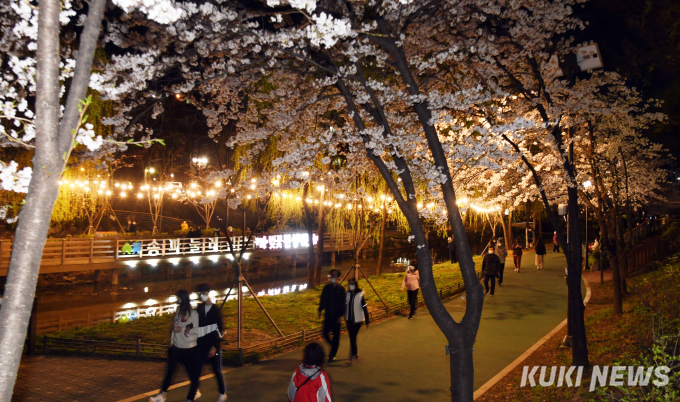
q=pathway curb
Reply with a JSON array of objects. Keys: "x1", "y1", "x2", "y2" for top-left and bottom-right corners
[{"x1": 472, "y1": 274, "x2": 592, "y2": 400}]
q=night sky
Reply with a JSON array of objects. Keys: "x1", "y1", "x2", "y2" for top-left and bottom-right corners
[{"x1": 578, "y1": 0, "x2": 680, "y2": 159}]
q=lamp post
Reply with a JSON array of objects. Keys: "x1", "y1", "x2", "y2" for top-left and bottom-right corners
[{"x1": 583, "y1": 181, "x2": 592, "y2": 274}]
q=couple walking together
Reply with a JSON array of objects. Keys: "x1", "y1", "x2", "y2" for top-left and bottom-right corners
[{"x1": 149, "y1": 284, "x2": 227, "y2": 402}]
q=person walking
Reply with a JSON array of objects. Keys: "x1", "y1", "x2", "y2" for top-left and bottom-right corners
[
  {"x1": 287, "y1": 342, "x2": 332, "y2": 402},
  {"x1": 494, "y1": 238, "x2": 508, "y2": 286},
  {"x1": 194, "y1": 284, "x2": 227, "y2": 402},
  {"x1": 447, "y1": 236, "x2": 458, "y2": 264},
  {"x1": 512, "y1": 238, "x2": 523, "y2": 273},
  {"x1": 181, "y1": 221, "x2": 189, "y2": 232},
  {"x1": 482, "y1": 244, "x2": 501, "y2": 296},
  {"x1": 535, "y1": 238, "x2": 546, "y2": 270},
  {"x1": 553, "y1": 231, "x2": 561, "y2": 253},
  {"x1": 227, "y1": 226, "x2": 234, "y2": 237},
  {"x1": 401, "y1": 260, "x2": 420, "y2": 319},
  {"x1": 213, "y1": 227, "x2": 222, "y2": 238},
  {"x1": 318, "y1": 269, "x2": 345, "y2": 362},
  {"x1": 130, "y1": 220, "x2": 138, "y2": 234},
  {"x1": 344, "y1": 278, "x2": 370, "y2": 365},
  {"x1": 149, "y1": 290, "x2": 201, "y2": 402}
]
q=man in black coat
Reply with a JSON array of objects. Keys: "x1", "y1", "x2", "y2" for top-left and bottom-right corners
[
  {"x1": 318, "y1": 269, "x2": 346, "y2": 361},
  {"x1": 482, "y1": 245, "x2": 501, "y2": 296},
  {"x1": 193, "y1": 283, "x2": 227, "y2": 402}
]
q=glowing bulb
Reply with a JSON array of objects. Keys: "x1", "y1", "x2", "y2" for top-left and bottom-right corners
[
  {"x1": 149, "y1": 167, "x2": 155, "y2": 173},
  {"x1": 137, "y1": 193, "x2": 143, "y2": 198},
  {"x1": 120, "y1": 192, "x2": 126, "y2": 197},
  {"x1": 367, "y1": 197, "x2": 373, "y2": 202},
  {"x1": 417, "y1": 203, "x2": 423, "y2": 209}
]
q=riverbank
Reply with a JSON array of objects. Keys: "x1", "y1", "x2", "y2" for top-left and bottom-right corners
[{"x1": 47, "y1": 258, "x2": 480, "y2": 347}]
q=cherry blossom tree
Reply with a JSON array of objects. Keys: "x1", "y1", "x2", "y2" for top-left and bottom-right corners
[{"x1": 0, "y1": 0, "x2": 183, "y2": 396}]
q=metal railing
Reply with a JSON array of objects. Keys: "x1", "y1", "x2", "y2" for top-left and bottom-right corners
[{"x1": 42, "y1": 271, "x2": 483, "y2": 363}]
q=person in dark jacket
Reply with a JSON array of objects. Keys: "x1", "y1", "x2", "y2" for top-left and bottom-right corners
[
  {"x1": 512, "y1": 238, "x2": 523, "y2": 273},
  {"x1": 193, "y1": 283, "x2": 226, "y2": 402},
  {"x1": 345, "y1": 278, "x2": 370, "y2": 364},
  {"x1": 317, "y1": 269, "x2": 345, "y2": 361},
  {"x1": 534, "y1": 238, "x2": 546, "y2": 269},
  {"x1": 447, "y1": 236, "x2": 458, "y2": 264},
  {"x1": 482, "y1": 245, "x2": 501, "y2": 296}
]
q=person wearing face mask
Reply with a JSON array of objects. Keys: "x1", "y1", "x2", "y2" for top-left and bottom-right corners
[
  {"x1": 482, "y1": 245, "x2": 501, "y2": 296},
  {"x1": 344, "y1": 278, "x2": 370, "y2": 365},
  {"x1": 318, "y1": 269, "x2": 346, "y2": 362},
  {"x1": 193, "y1": 283, "x2": 227, "y2": 402},
  {"x1": 401, "y1": 260, "x2": 420, "y2": 319},
  {"x1": 149, "y1": 290, "x2": 201, "y2": 402}
]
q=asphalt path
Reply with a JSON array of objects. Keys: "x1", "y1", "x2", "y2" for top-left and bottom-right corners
[{"x1": 134, "y1": 250, "x2": 574, "y2": 402}]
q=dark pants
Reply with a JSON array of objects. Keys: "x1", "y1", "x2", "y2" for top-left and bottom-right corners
[
  {"x1": 484, "y1": 274, "x2": 496, "y2": 295},
  {"x1": 323, "y1": 317, "x2": 341, "y2": 359},
  {"x1": 190, "y1": 347, "x2": 226, "y2": 398},
  {"x1": 407, "y1": 289, "x2": 419, "y2": 318},
  {"x1": 161, "y1": 346, "x2": 200, "y2": 400},
  {"x1": 498, "y1": 263, "x2": 505, "y2": 284},
  {"x1": 513, "y1": 255, "x2": 522, "y2": 270},
  {"x1": 553, "y1": 243, "x2": 560, "y2": 252},
  {"x1": 449, "y1": 248, "x2": 458, "y2": 264},
  {"x1": 347, "y1": 321, "x2": 363, "y2": 358}
]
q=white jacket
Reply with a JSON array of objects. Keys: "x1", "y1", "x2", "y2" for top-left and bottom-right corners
[
  {"x1": 345, "y1": 291, "x2": 366, "y2": 324},
  {"x1": 170, "y1": 310, "x2": 199, "y2": 348}
]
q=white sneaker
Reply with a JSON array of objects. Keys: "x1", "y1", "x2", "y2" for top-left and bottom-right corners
[
  {"x1": 149, "y1": 393, "x2": 167, "y2": 402},
  {"x1": 216, "y1": 394, "x2": 227, "y2": 402},
  {"x1": 195, "y1": 389, "x2": 202, "y2": 400}
]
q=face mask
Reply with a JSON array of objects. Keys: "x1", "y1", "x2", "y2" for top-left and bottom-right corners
[
  {"x1": 349, "y1": 284, "x2": 356, "y2": 291},
  {"x1": 330, "y1": 278, "x2": 336, "y2": 283},
  {"x1": 200, "y1": 294, "x2": 209, "y2": 302}
]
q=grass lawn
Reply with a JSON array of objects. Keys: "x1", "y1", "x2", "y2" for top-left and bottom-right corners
[{"x1": 50, "y1": 257, "x2": 482, "y2": 347}]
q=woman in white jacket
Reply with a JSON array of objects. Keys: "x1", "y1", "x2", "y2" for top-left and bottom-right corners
[
  {"x1": 345, "y1": 278, "x2": 370, "y2": 365},
  {"x1": 150, "y1": 290, "x2": 201, "y2": 402}
]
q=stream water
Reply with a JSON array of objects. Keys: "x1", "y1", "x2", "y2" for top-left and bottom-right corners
[{"x1": 25, "y1": 246, "x2": 455, "y2": 329}]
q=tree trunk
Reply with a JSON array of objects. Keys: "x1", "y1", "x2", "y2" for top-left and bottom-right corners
[
  {"x1": 565, "y1": 186, "x2": 588, "y2": 367},
  {"x1": 0, "y1": 0, "x2": 106, "y2": 398},
  {"x1": 314, "y1": 188, "x2": 325, "y2": 285},
  {"x1": 599, "y1": 210, "x2": 623, "y2": 314},
  {"x1": 302, "y1": 184, "x2": 315, "y2": 287},
  {"x1": 614, "y1": 207, "x2": 628, "y2": 295},
  {"x1": 376, "y1": 200, "x2": 387, "y2": 276}
]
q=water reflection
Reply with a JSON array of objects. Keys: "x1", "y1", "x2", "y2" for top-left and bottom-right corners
[{"x1": 19, "y1": 248, "x2": 455, "y2": 332}]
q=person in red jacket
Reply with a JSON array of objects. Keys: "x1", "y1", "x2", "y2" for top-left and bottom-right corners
[{"x1": 288, "y1": 343, "x2": 332, "y2": 402}]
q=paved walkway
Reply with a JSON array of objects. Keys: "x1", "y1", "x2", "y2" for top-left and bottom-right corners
[{"x1": 118, "y1": 251, "x2": 574, "y2": 402}]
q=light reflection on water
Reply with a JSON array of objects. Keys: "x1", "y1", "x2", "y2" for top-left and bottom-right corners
[{"x1": 28, "y1": 248, "x2": 434, "y2": 319}]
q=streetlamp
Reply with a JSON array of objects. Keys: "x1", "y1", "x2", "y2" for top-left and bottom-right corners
[{"x1": 582, "y1": 180, "x2": 595, "y2": 281}]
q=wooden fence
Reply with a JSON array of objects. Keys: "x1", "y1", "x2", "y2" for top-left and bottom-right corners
[
  {"x1": 43, "y1": 271, "x2": 483, "y2": 364},
  {"x1": 626, "y1": 232, "x2": 680, "y2": 275},
  {"x1": 0, "y1": 232, "x2": 356, "y2": 269}
]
